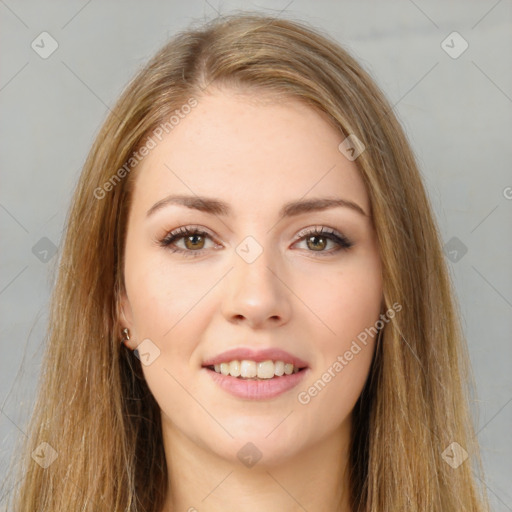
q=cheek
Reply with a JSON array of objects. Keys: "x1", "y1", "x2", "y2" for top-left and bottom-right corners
[
  {"x1": 124, "y1": 256, "x2": 213, "y2": 419},
  {"x1": 294, "y1": 253, "x2": 381, "y2": 411},
  {"x1": 125, "y1": 253, "x2": 216, "y2": 341},
  {"x1": 297, "y1": 251, "x2": 382, "y2": 343}
]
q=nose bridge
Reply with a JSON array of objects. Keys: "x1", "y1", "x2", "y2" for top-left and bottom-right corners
[{"x1": 221, "y1": 234, "x2": 290, "y2": 327}]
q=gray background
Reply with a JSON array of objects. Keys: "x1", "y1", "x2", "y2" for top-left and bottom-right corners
[{"x1": 1, "y1": 0, "x2": 511, "y2": 509}]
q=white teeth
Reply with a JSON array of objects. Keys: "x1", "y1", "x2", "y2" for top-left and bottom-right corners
[
  {"x1": 240, "y1": 360, "x2": 257, "y2": 378},
  {"x1": 210, "y1": 359, "x2": 302, "y2": 379},
  {"x1": 257, "y1": 360, "x2": 275, "y2": 379},
  {"x1": 274, "y1": 360, "x2": 285, "y2": 376},
  {"x1": 229, "y1": 360, "x2": 241, "y2": 377}
]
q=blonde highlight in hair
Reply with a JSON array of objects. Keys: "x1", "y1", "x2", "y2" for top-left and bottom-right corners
[{"x1": 4, "y1": 12, "x2": 489, "y2": 511}]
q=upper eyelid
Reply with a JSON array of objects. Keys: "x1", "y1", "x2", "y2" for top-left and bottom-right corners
[
  {"x1": 160, "y1": 226, "x2": 218, "y2": 246},
  {"x1": 295, "y1": 225, "x2": 339, "y2": 239}
]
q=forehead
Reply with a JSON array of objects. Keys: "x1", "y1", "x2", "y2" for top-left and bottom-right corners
[{"x1": 130, "y1": 89, "x2": 370, "y2": 218}]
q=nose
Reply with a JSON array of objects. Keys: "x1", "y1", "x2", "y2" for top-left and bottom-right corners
[{"x1": 221, "y1": 242, "x2": 292, "y2": 329}]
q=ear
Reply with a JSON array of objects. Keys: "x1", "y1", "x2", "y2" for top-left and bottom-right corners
[{"x1": 117, "y1": 289, "x2": 137, "y2": 350}]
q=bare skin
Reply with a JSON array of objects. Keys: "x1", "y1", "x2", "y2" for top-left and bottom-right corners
[{"x1": 120, "y1": 87, "x2": 383, "y2": 511}]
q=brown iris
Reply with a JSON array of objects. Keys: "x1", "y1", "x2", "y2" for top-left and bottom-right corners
[
  {"x1": 184, "y1": 234, "x2": 206, "y2": 250},
  {"x1": 306, "y1": 235, "x2": 327, "y2": 251}
]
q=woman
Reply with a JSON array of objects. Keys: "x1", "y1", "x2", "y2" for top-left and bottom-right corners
[{"x1": 5, "y1": 12, "x2": 490, "y2": 511}]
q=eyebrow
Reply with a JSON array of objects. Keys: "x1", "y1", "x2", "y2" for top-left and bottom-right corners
[{"x1": 146, "y1": 194, "x2": 368, "y2": 218}]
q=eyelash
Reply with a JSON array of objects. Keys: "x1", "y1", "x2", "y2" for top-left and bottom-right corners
[{"x1": 158, "y1": 225, "x2": 353, "y2": 258}]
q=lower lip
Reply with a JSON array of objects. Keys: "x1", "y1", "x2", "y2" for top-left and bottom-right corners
[{"x1": 204, "y1": 368, "x2": 309, "y2": 400}]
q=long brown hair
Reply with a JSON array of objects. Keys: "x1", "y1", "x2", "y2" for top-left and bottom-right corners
[{"x1": 3, "y1": 12, "x2": 490, "y2": 511}]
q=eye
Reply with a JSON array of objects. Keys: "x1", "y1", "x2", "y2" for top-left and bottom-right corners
[
  {"x1": 293, "y1": 226, "x2": 353, "y2": 255},
  {"x1": 158, "y1": 226, "x2": 219, "y2": 257}
]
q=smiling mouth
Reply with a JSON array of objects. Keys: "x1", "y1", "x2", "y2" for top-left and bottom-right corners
[{"x1": 205, "y1": 359, "x2": 307, "y2": 380}]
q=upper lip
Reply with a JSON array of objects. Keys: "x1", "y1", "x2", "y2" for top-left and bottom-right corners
[{"x1": 202, "y1": 347, "x2": 309, "y2": 368}]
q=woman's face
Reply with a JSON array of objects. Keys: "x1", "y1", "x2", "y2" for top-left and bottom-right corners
[{"x1": 120, "y1": 88, "x2": 383, "y2": 466}]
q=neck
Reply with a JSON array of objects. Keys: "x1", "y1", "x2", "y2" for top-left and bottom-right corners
[{"x1": 159, "y1": 416, "x2": 353, "y2": 512}]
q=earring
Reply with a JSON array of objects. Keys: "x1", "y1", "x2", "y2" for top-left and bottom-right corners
[{"x1": 122, "y1": 328, "x2": 130, "y2": 345}]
